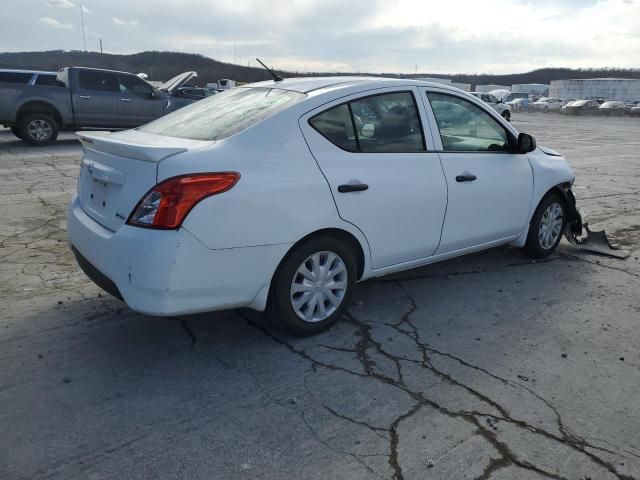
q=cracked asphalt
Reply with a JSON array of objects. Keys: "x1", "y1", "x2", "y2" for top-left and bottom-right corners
[{"x1": 1, "y1": 113, "x2": 639, "y2": 480}]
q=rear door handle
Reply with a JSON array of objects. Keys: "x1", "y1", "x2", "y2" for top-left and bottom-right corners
[
  {"x1": 120, "y1": 98, "x2": 131, "y2": 102},
  {"x1": 338, "y1": 183, "x2": 369, "y2": 193},
  {"x1": 79, "y1": 95, "x2": 91, "y2": 100},
  {"x1": 456, "y1": 173, "x2": 477, "y2": 182}
]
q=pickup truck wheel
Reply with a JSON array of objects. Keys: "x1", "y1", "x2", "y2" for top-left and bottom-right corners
[
  {"x1": 501, "y1": 110, "x2": 511, "y2": 122},
  {"x1": 19, "y1": 114, "x2": 58, "y2": 146},
  {"x1": 10, "y1": 126, "x2": 24, "y2": 140}
]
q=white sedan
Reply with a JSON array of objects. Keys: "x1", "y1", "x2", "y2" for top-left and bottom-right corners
[
  {"x1": 532, "y1": 97, "x2": 564, "y2": 112},
  {"x1": 67, "y1": 77, "x2": 580, "y2": 335}
]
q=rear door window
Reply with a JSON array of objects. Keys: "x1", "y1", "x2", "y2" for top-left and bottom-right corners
[
  {"x1": 309, "y1": 104, "x2": 357, "y2": 151},
  {"x1": 309, "y1": 91, "x2": 426, "y2": 153},
  {"x1": 35, "y1": 74, "x2": 62, "y2": 87},
  {"x1": 78, "y1": 71, "x2": 119, "y2": 92},
  {"x1": 0, "y1": 72, "x2": 33, "y2": 84}
]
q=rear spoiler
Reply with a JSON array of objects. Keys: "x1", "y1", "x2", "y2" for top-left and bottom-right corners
[{"x1": 76, "y1": 131, "x2": 189, "y2": 163}]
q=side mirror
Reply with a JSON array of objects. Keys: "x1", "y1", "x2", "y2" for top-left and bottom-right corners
[
  {"x1": 151, "y1": 90, "x2": 160, "y2": 99},
  {"x1": 517, "y1": 133, "x2": 536, "y2": 153}
]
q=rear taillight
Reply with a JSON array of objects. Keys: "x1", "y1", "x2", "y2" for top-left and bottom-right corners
[{"x1": 127, "y1": 172, "x2": 240, "y2": 229}]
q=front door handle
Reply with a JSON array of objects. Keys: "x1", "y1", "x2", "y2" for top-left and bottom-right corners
[
  {"x1": 456, "y1": 173, "x2": 477, "y2": 182},
  {"x1": 120, "y1": 98, "x2": 131, "y2": 102},
  {"x1": 79, "y1": 95, "x2": 91, "y2": 100},
  {"x1": 338, "y1": 183, "x2": 369, "y2": 193}
]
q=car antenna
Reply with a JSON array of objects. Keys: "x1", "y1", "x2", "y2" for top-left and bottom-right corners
[{"x1": 256, "y1": 58, "x2": 283, "y2": 82}]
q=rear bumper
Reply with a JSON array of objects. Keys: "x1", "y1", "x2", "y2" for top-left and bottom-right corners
[{"x1": 67, "y1": 194, "x2": 291, "y2": 315}]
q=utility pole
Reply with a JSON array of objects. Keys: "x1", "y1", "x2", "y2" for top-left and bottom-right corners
[
  {"x1": 99, "y1": 38, "x2": 103, "y2": 54},
  {"x1": 234, "y1": 43, "x2": 237, "y2": 64},
  {"x1": 217, "y1": 40, "x2": 220, "y2": 61},
  {"x1": 79, "y1": 5, "x2": 87, "y2": 51}
]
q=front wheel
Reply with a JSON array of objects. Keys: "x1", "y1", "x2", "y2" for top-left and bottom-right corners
[
  {"x1": 521, "y1": 193, "x2": 567, "y2": 259},
  {"x1": 270, "y1": 236, "x2": 356, "y2": 335}
]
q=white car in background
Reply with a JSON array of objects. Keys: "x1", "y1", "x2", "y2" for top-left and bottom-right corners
[
  {"x1": 532, "y1": 97, "x2": 563, "y2": 112},
  {"x1": 68, "y1": 77, "x2": 580, "y2": 335},
  {"x1": 506, "y1": 98, "x2": 530, "y2": 112},
  {"x1": 470, "y1": 92, "x2": 511, "y2": 121}
]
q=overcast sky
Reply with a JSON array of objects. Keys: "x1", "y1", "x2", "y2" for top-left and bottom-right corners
[{"x1": 1, "y1": 0, "x2": 639, "y2": 74}]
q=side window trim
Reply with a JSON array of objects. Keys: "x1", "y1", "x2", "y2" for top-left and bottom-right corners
[
  {"x1": 422, "y1": 89, "x2": 517, "y2": 153},
  {"x1": 307, "y1": 89, "x2": 427, "y2": 154}
]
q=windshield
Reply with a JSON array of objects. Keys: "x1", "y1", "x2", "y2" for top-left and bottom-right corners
[
  {"x1": 572, "y1": 100, "x2": 589, "y2": 106},
  {"x1": 139, "y1": 87, "x2": 306, "y2": 141},
  {"x1": 601, "y1": 101, "x2": 622, "y2": 107}
]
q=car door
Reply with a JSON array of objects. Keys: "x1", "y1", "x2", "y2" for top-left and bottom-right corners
[
  {"x1": 74, "y1": 70, "x2": 120, "y2": 127},
  {"x1": 117, "y1": 74, "x2": 165, "y2": 128},
  {"x1": 422, "y1": 89, "x2": 533, "y2": 253},
  {"x1": 300, "y1": 88, "x2": 447, "y2": 269}
]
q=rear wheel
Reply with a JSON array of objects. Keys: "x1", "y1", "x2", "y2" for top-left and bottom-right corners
[
  {"x1": 19, "y1": 113, "x2": 58, "y2": 146},
  {"x1": 522, "y1": 193, "x2": 566, "y2": 259},
  {"x1": 270, "y1": 236, "x2": 356, "y2": 335}
]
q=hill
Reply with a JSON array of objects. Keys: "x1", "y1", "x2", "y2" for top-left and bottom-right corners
[{"x1": 1, "y1": 50, "x2": 639, "y2": 87}]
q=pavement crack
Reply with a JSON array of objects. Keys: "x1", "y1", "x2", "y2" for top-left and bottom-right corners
[{"x1": 178, "y1": 318, "x2": 197, "y2": 350}]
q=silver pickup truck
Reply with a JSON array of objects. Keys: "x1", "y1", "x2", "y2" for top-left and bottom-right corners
[{"x1": 0, "y1": 67, "x2": 199, "y2": 146}]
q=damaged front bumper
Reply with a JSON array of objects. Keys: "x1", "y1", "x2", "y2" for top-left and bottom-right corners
[{"x1": 562, "y1": 187, "x2": 629, "y2": 259}]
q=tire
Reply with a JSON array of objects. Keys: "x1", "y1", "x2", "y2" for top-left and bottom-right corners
[
  {"x1": 521, "y1": 192, "x2": 567, "y2": 259},
  {"x1": 501, "y1": 110, "x2": 511, "y2": 122},
  {"x1": 10, "y1": 126, "x2": 24, "y2": 140},
  {"x1": 19, "y1": 113, "x2": 59, "y2": 146},
  {"x1": 270, "y1": 236, "x2": 357, "y2": 336}
]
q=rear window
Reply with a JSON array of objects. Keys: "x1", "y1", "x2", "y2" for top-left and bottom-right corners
[
  {"x1": 0, "y1": 72, "x2": 33, "y2": 84},
  {"x1": 35, "y1": 74, "x2": 62, "y2": 87},
  {"x1": 139, "y1": 87, "x2": 306, "y2": 141}
]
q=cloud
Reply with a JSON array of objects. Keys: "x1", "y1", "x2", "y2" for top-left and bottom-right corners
[
  {"x1": 45, "y1": 0, "x2": 74, "y2": 7},
  {"x1": 113, "y1": 17, "x2": 139, "y2": 27},
  {"x1": 3, "y1": 0, "x2": 637, "y2": 73},
  {"x1": 39, "y1": 16, "x2": 74, "y2": 29},
  {"x1": 81, "y1": 5, "x2": 90, "y2": 13}
]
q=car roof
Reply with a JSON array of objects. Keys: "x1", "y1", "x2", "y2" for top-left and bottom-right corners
[
  {"x1": 0, "y1": 68, "x2": 56, "y2": 75},
  {"x1": 243, "y1": 76, "x2": 465, "y2": 95}
]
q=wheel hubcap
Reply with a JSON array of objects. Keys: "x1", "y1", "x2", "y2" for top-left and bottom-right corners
[
  {"x1": 290, "y1": 251, "x2": 347, "y2": 323},
  {"x1": 538, "y1": 202, "x2": 564, "y2": 249},
  {"x1": 28, "y1": 120, "x2": 52, "y2": 141}
]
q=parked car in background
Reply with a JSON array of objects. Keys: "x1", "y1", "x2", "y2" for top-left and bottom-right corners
[
  {"x1": 598, "y1": 101, "x2": 629, "y2": 116},
  {"x1": 562, "y1": 99, "x2": 600, "y2": 115},
  {"x1": 470, "y1": 92, "x2": 511, "y2": 121},
  {"x1": 630, "y1": 103, "x2": 640, "y2": 117},
  {"x1": 532, "y1": 97, "x2": 563, "y2": 112},
  {"x1": 174, "y1": 86, "x2": 216, "y2": 101},
  {"x1": 0, "y1": 67, "x2": 200, "y2": 145},
  {"x1": 506, "y1": 97, "x2": 530, "y2": 112},
  {"x1": 67, "y1": 77, "x2": 580, "y2": 335}
]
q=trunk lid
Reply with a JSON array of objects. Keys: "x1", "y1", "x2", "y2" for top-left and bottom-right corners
[{"x1": 76, "y1": 130, "x2": 210, "y2": 232}]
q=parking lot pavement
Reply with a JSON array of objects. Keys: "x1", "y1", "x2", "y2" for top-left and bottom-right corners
[{"x1": 0, "y1": 116, "x2": 639, "y2": 480}]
